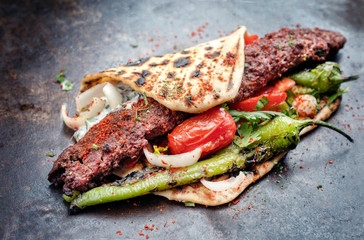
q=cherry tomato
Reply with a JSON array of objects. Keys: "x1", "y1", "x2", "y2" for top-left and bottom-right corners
[
  {"x1": 229, "y1": 91, "x2": 287, "y2": 112},
  {"x1": 244, "y1": 35, "x2": 258, "y2": 45},
  {"x1": 168, "y1": 107, "x2": 236, "y2": 158}
]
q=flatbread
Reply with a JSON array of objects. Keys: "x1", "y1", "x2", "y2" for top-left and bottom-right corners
[
  {"x1": 80, "y1": 26, "x2": 248, "y2": 113},
  {"x1": 153, "y1": 99, "x2": 341, "y2": 206}
]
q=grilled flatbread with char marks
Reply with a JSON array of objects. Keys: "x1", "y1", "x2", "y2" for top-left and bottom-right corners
[{"x1": 80, "y1": 26, "x2": 248, "y2": 113}]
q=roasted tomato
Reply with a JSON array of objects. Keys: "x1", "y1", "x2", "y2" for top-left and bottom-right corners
[
  {"x1": 229, "y1": 77, "x2": 295, "y2": 112},
  {"x1": 273, "y1": 77, "x2": 296, "y2": 92},
  {"x1": 168, "y1": 107, "x2": 236, "y2": 158},
  {"x1": 244, "y1": 35, "x2": 258, "y2": 45},
  {"x1": 229, "y1": 91, "x2": 287, "y2": 112}
]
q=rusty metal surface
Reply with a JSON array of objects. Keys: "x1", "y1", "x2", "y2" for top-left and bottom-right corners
[{"x1": 0, "y1": 0, "x2": 363, "y2": 239}]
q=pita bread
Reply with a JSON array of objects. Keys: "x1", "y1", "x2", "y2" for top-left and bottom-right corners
[
  {"x1": 80, "y1": 26, "x2": 248, "y2": 113},
  {"x1": 153, "y1": 99, "x2": 341, "y2": 206}
]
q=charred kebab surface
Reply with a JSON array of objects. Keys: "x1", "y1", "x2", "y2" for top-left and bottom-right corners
[
  {"x1": 232, "y1": 28, "x2": 346, "y2": 102},
  {"x1": 48, "y1": 98, "x2": 188, "y2": 195}
]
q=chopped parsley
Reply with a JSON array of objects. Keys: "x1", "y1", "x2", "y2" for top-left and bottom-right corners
[
  {"x1": 135, "y1": 110, "x2": 141, "y2": 121},
  {"x1": 228, "y1": 111, "x2": 285, "y2": 149},
  {"x1": 254, "y1": 96, "x2": 269, "y2": 111},
  {"x1": 289, "y1": 34, "x2": 294, "y2": 47},
  {"x1": 283, "y1": 107, "x2": 297, "y2": 119},
  {"x1": 56, "y1": 68, "x2": 73, "y2": 91},
  {"x1": 184, "y1": 202, "x2": 195, "y2": 207},
  {"x1": 130, "y1": 44, "x2": 138, "y2": 48},
  {"x1": 234, "y1": 122, "x2": 261, "y2": 148},
  {"x1": 91, "y1": 144, "x2": 100, "y2": 150},
  {"x1": 46, "y1": 153, "x2": 56, "y2": 157},
  {"x1": 153, "y1": 145, "x2": 168, "y2": 154},
  {"x1": 220, "y1": 103, "x2": 229, "y2": 111},
  {"x1": 143, "y1": 92, "x2": 149, "y2": 106}
]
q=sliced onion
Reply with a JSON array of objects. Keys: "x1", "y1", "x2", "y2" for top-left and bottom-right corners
[
  {"x1": 143, "y1": 147, "x2": 202, "y2": 168},
  {"x1": 103, "y1": 82, "x2": 123, "y2": 109},
  {"x1": 201, "y1": 171, "x2": 249, "y2": 192},
  {"x1": 76, "y1": 83, "x2": 106, "y2": 113},
  {"x1": 61, "y1": 97, "x2": 106, "y2": 130}
]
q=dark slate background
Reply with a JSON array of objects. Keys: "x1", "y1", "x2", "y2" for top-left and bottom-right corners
[{"x1": 0, "y1": 0, "x2": 363, "y2": 239}]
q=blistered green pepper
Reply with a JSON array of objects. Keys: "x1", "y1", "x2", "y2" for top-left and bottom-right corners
[
  {"x1": 69, "y1": 114, "x2": 352, "y2": 213},
  {"x1": 288, "y1": 62, "x2": 358, "y2": 94}
]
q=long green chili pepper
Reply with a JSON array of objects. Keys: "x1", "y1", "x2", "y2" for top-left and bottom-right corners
[
  {"x1": 69, "y1": 115, "x2": 352, "y2": 213},
  {"x1": 288, "y1": 62, "x2": 358, "y2": 94}
]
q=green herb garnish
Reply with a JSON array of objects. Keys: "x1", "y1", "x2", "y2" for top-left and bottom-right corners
[
  {"x1": 220, "y1": 103, "x2": 229, "y2": 111},
  {"x1": 229, "y1": 111, "x2": 285, "y2": 148},
  {"x1": 143, "y1": 92, "x2": 149, "y2": 106},
  {"x1": 91, "y1": 144, "x2": 100, "y2": 150},
  {"x1": 130, "y1": 44, "x2": 138, "y2": 48},
  {"x1": 254, "y1": 96, "x2": 269, "y2": 110},
  {"x1": 153, "y1": 145, "x2": 168, "y2": 154},
  {"x1": 289, "y1": 34, "x2": 294, "y2": 47},
  {"x1": 46, "y1": 153, "x2": 56, "y2": 157},
  {"x1": 56, "y1": 68, "x2": 73, "y2": 91},
  {"x1": 135, "y1": 110, "x2": 141, "y2": 121},
  {"x1": 184, "y1": 202, "x2": 195, "y2": 207}
]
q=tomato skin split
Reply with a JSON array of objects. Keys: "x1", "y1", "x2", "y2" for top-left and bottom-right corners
[{"x1": 168, "y1": 107, "x2": 236, "y2": 158}]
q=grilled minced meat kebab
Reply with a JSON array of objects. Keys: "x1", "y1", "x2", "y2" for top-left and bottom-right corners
[{"x1": 49, "y1": 28, "x2": 346, "y2": 195}]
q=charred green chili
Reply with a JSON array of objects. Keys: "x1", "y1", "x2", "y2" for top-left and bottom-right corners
[
  {"x1": 69, "y1": 113, "x2": 352, "y2": 212},
  {"x1": 288, "y1": 62, "x2": 358, "y2": 94}
]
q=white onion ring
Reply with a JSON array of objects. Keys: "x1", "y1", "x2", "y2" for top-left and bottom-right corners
[
  {"x1": 61, "y1": 97, "x2": 106, "y2": 130},
  {"x1": 143, "y1": 147, "x2": 202, "y2": 168},
  {"x1": 76, "y1": 83, "x2": 106, "y2": 113},
  {"x1": 103, "y1": 82, "x2": 123, "y2": 109},
  {"x1": 200, "y1": 171, "x2": 249, "y2": 192}
]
